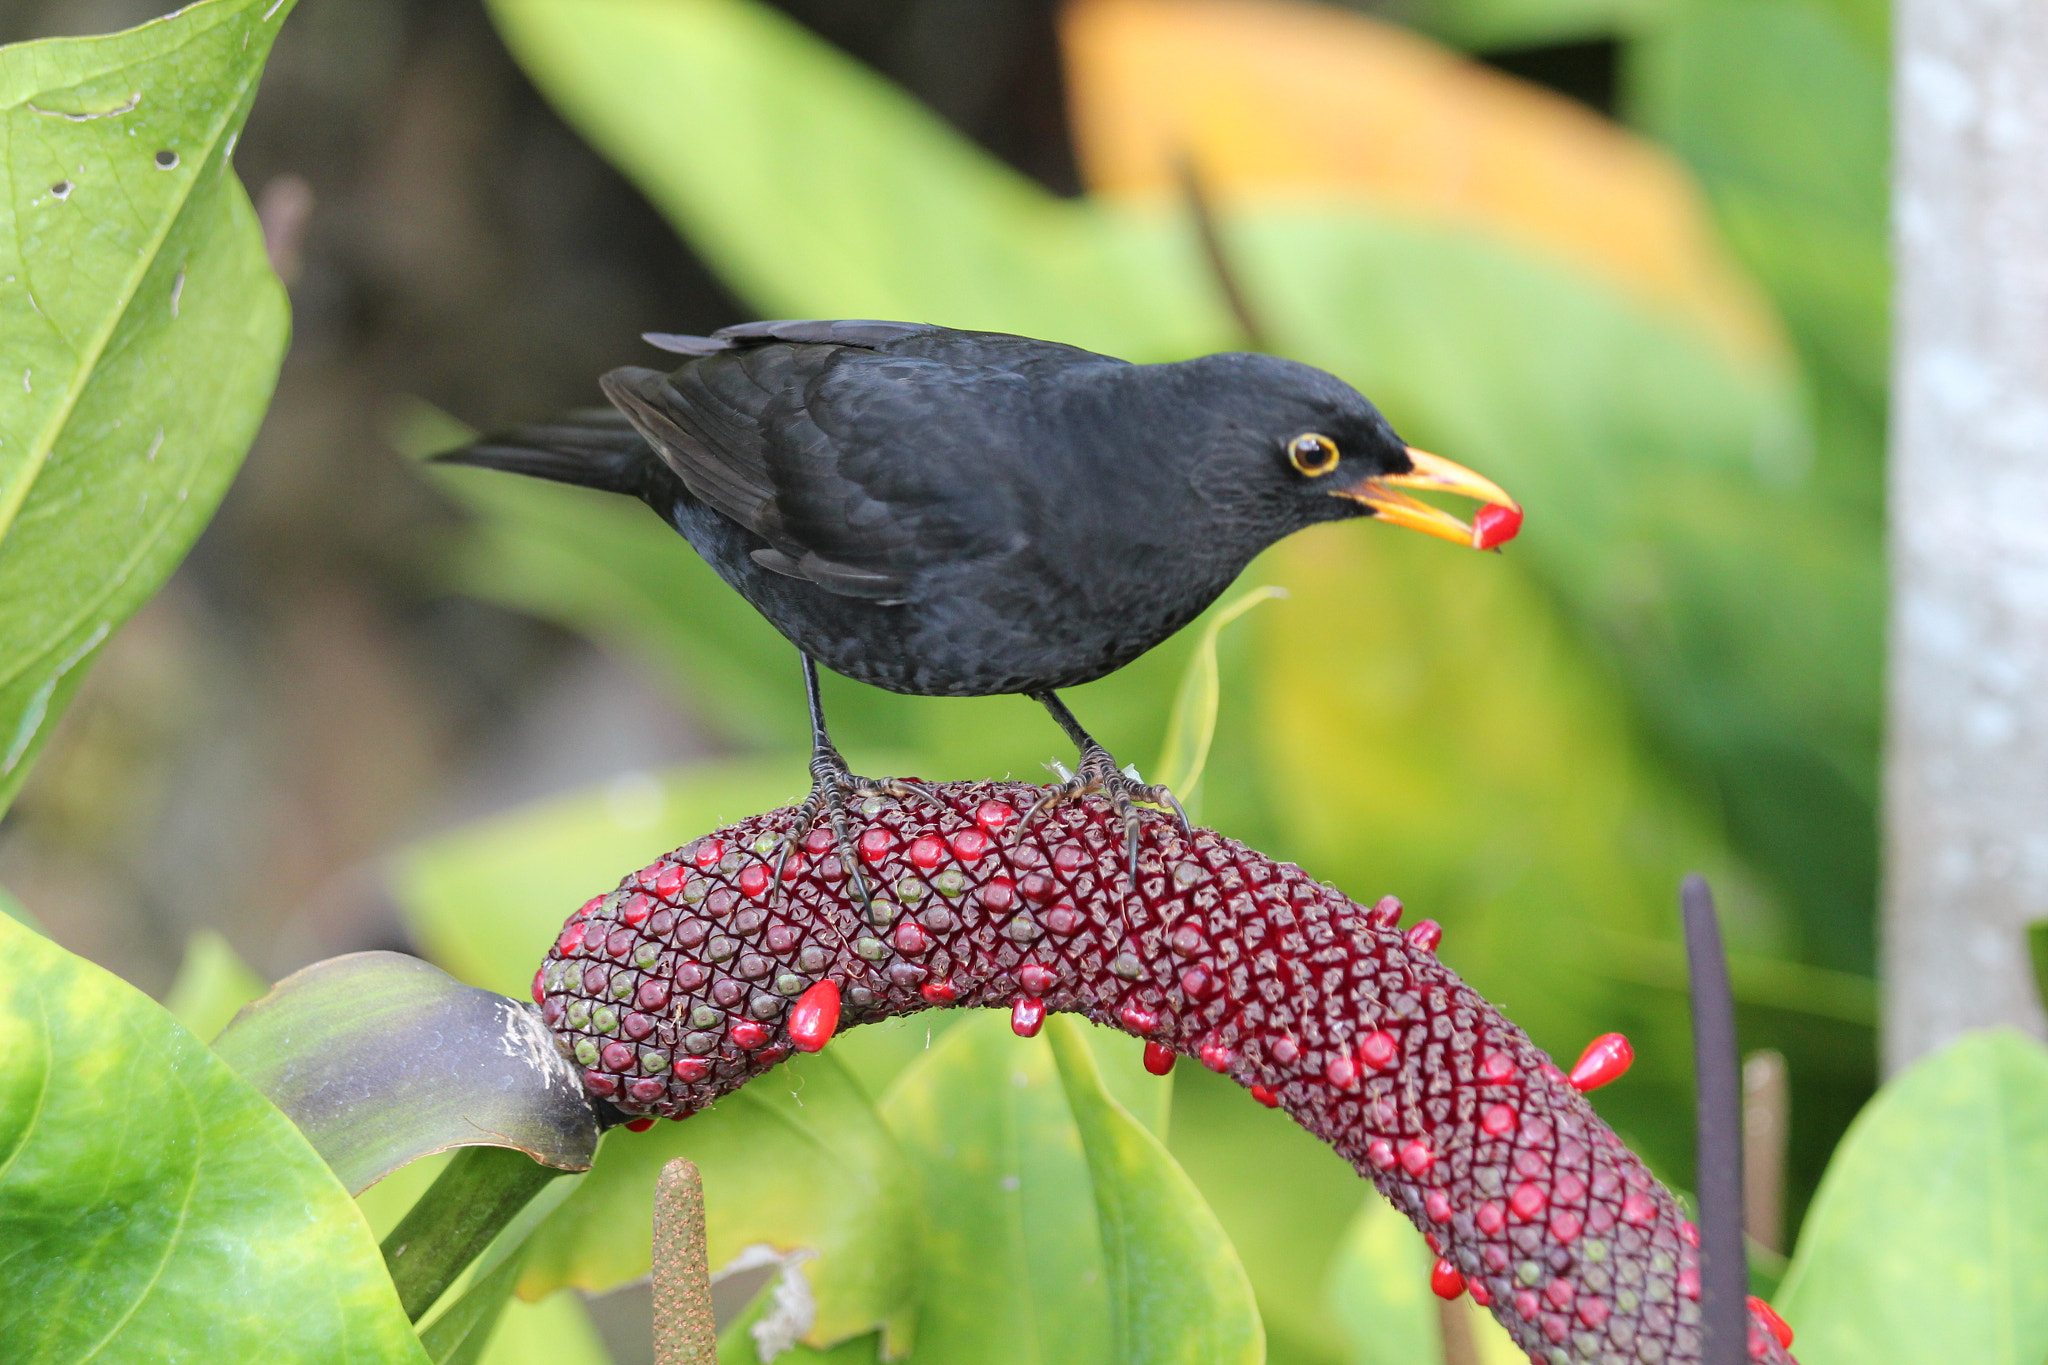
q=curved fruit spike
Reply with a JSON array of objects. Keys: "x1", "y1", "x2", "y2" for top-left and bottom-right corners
[
  {"x1": 1012, "y1": 995, "x2": 1046, "y2": 1037},
  {"x1": 1430, "y1": 1257, "x2": 1467, "y2": 1300},
  {"x1": 1143, "y1": 1041, "x2": 1176, "y2": 1075},
  {"x1": 787, "y1": 980, "x2": 841, "y2": 1053},
  {"x1": 1569, "y1": 1032, "x2": 1635, "y2": 1092},
  {"x1": 1746, "y1": 1296, "x2": 1793, "y2": 1349}
]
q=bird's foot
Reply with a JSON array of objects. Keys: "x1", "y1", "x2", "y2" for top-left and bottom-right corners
[
  {"x1": 1025, "y1": 741, "x2": 1192, "y2": 884},
  {"x1": 776, "y1": 746, "x2": 947, "y2": 905}
]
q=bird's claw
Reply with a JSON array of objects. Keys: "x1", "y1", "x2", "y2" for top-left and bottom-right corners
[
  {"x1": 774, "y1": 749, "x2": 952, "y2": 909},
  {"x1": 1025, "y1": 742, "x2": 1192, "y2": 884}
]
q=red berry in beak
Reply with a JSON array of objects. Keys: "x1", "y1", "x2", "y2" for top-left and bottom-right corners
[{"x1": 1473, "y1": 502, "x2": 1523, "y2": 550}]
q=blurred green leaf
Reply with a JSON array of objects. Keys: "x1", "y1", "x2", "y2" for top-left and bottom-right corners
[
  {"x1": 879, "y1": 1012, "x2": 1114, "y2": 1363},
  {"x1": 717, "y1": 1279, "x2": 883, "y2": 1365},
  {"x1": 0, "y1": 913, "x2": 429, "y2": 1364},
  {"x1": 423, "y1": 1249, "x2": 529, "y2": 1365},
  {"x1": 1776, "y1": 1029, "x2": 2048, "y2": 1365},
  {"x1": 0, "y1": 0, "x2": 293, "y2": 815},
  {"x1": 394, "y1": 760, "x2": 796, "y2": 999},
  {"x1": 160, "y1": 927, "x2": 265, "y2": 1040},
  {"x1": 485, "y1": 0, "x2": 1232, "y2": 363},
  {"x1": 2031, "y1": 921, "x2": 2048, "y2": 1017},
  {"x1": 213, "y1": 952, "x2": 600, "y2": 1194},
  {"x1": 1046, "y1": 1017, "x2": 1262, "y2": 1365},
  {"x1": 1325, "y1": 1195, "x2": 1523, "y2": 1365},
  {"x1": 0, "y1": 880, "x2": 43, "y2": 932},
  {"x1": 1152, "y1": 584, "x2": 1285, "y2": 811},
  {"x1": 479, "y1": 1291, "x2": 614, "y2": 1365},
  {"x1": 1385, "y1": 0, "x2": 1667, "y2": 51},
  {"x1": 520, "y1": 1049, "x2": 920, "y2": 1354}
]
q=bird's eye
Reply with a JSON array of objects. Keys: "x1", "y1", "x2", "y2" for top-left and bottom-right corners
[{"x1": 1288, "y1": 433, "x2": 1341, "y2": 477}]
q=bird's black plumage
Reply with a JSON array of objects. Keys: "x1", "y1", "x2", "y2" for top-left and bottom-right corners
[{"x1": 449, "y1": 318, "x2": 1411, "y2": 698}]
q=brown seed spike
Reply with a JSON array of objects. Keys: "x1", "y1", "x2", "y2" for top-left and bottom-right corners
[{"x1": 531, "y1": 780, "x2": 1796, "y2": 1365}]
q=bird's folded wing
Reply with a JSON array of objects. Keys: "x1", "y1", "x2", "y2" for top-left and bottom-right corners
[{"x1": 601, "y1": 346, "x2": 1008, "y2": 603}]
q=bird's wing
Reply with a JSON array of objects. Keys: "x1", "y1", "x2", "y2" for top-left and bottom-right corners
[{"x1": 602, "y1": 340, "x2": 1033, "y2": 603}]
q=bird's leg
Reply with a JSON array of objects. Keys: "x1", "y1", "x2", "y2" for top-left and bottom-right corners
[
  {"x1": 776, "y1": 655, "x2": 946, "y2": 905},
  {"x1": 1023, "y1": 690, "x2": 1192, "y2": 883}
]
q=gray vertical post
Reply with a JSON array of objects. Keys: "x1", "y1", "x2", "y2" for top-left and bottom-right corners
[{"x1": 1885, "y1": 0, "x2": 2048, "y2": 1073}]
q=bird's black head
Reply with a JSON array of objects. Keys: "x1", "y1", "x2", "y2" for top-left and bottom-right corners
[{"x1": 1163, "y1": 352, "x2": 1521, "y2": 552}]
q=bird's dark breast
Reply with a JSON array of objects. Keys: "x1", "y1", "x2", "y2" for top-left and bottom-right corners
[{"x1": 658, "y1": 489, "x2": 1241, "y2": 697}]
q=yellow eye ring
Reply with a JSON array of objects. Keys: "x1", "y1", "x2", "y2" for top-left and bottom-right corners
[{"x1": 1288, "y1": 433, "x2": 1341, "y2": 477}]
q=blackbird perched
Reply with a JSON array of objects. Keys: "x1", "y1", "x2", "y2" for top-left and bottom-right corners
[{"x1": 442, "y1": 319, "x2": 1520, "y2": 888}]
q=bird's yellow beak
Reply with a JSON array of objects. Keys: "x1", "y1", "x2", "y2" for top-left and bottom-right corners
[{"x1": 1334, "y1": 447, "x2": 1523, "y2": 550}]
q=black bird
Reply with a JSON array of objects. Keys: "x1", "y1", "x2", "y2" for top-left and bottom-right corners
[{"x1": 441, "y1": 319, "x2": 1520, "y2": 887}]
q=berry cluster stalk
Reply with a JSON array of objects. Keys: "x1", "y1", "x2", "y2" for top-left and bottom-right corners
[{"x1": 531, "y1": 781, "x2": 1796, "y2": 1365}]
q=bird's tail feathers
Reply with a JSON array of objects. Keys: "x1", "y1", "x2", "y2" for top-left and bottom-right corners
[{"x1": 433, "y1": 407, "x2": 656, "y2": 497}]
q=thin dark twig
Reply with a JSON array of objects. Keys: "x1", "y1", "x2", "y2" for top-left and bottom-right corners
[
  {"x1": 1682, "y1": 874, "x2": 1747, "y2": 1365},
  {"x1": 1175, "y1": 153, "x2": 1270, "y2": 352}
]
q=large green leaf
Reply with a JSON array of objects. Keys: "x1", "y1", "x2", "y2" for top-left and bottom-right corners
[
  {"x1": 484, "y1": 0, "x2": 1232, "y2": 363},
  {"x1": 0, "y1": 0, "x2": 292, "y2": 813},
  {"x1": 1045, "y1": 1017, "x2": 1262, "y2": 1365},
  {"x1": 0, "y1": 912, "x2": 429, "y2": 1364},
  {"x1": 518, "y1": 1049, "x2": 921, "y2": 1354},
  {"x1": 1775, "y1": 1029, "x2": 2048, "y2": 1365}
]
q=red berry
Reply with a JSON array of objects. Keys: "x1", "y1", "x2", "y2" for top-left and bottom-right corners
[
  {"x1": 1143, "y1": 1041, "x2": 1175, "y2": 1075},
  {"x1": 1621, "y1": 1192, "x2": 1657, "y2": 1225},
  {"x1": 1476, "y1": 1200, "x2": 1505, "y2": 1234},
  {"x1": 600, "y1": 1042, "x2": 635, "y2": 1072},
  {"x1": 909, "y1": 836, "x2": 946, "y2": 869},
  {"x1": 1358, "y1": 1030, "x2": 1399, "y2": 1071},
  {"x1": 1366, "y1": 1139, "x2": 1396, "y2": 1169},
  {"x1": 892, "y1": 921, "x2": 930, "y2": 955},
  {"x1": 1405, "y1": 919, "x2": 1442, "y2": 952},
  {"x1": 858, "y1": 828, "x2": 893, "y2": 863},
  {"x1": 624, "y1": 1117, "x2": 657, "y2": 1132},
  {"x1": 1424, "y1": 1190, "x2": 1453, "y2": 1223},
  {"x1": 1510, "y1": 1181, "x2": 1548, "y2": 1221},
  {"x1": 1577, "y1": 1295, "x2": 1610, "y2": 1328},
  {"x1": 530, "y1": 968, "x2": 546, "y2": 1004},
  {"x1": 693, "y1": 839, "x2": 724, "y2": 870},
  {"x1": 738, "y1": 865, "x2": 770, "y2": 899},
  {"x1": 981, "y1": 877, "x2": 1018, "y2": 911},
  {"x1": 920, "y1": 978, "x2": 958, "y2": 1005},
  {"x1": 622, "y1": 894, "x2": 653, "y2": 927},
  {"x1": 788, "y1": 980, "x2": 841, "y2": 1053},
  {"x1": 730, "y1": 1020, "x2": 769, "y2": 1049},
  {"x1": 1119, "y1": 1002, "x2": 1159, "y2": 1036},
  {"x1": 1478, "y1": 1052, "x2": 1518, "y2": 1084},
  {"x1": 949, "y1": 828, "x2": 990, "y2": 861},
  {"x1": 1748, "y1": 1296, "x2": 1794, "y2": 1349},
  {"x1": 1399, "y1": 1139, "x2": 1434, "y2": 1176},
  {"x1": 1325, "y1": 1054, "x2": 1359, "y2": 1088},
  {"x1": 778, "y1": 853, "x2": 805, "y2": 881},
  {"x1": 1012, "y1": 996, "x2": 1046, "y2": 1037},
  {"x1": 1017, "y1": 963, "x2": 1057, "y2": 997},
  {"x1": 1677, "y1": 1267, "x2": 1699, "y2": 1300},
  {"x1": 555, "y1": 923, "x2": 585, "y2": 956},
  {"x1": 1430, "y1": 1258, "x2": 1466, "y2": 1300},
  {"x1": 1469, "y1": 1280, "x2": 1491, "y2": 1307},
  {"x1": 975, "y1": 800, "x2": 1016, "y2": 832},
  {"x1": 1367, "y1": 894, "x2": 1402, "y2": 928},
  {"x1": 673, "y1": 1057, "x2": 710, "y2": 1082},
  {"x1": 1473, "y1": 502, "x2": 1523, "y2": 550},
  {"x1": 1199, "y1": 1041, "x2": 1236, "y2": 1072},
  {"x1": 1568, "y1": 1032, "x2": 1634, "y2": 1092},
  {"x1": 1250, "y1": 1084, "x2": 1280, "y2": 1109},
  {"x1": 1549, "y1": 1210, "x2": 1583, "y2": 1243},
  {"x1": 1679, "y1": 1219, "x2": 1700, "y2": 1247},
  {"x1": 1481, "y1": 1103, "x2": 1518, "y2": 1136}
]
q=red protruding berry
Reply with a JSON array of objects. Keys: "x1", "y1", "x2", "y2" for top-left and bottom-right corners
[
  {"x1": 1399, "y1": 1139, "x2": 1434, "y2": 1176},
  {"x1": 1326, "y1": 1054, "x2": 1359, "y2": 1088},
  {"x1": 1469, "y1": 1280, "x2": 1492, "y2": 1307},
  {"x1": 892, "y1": 921, "x2": 930, "y2": 955},
  {"x1": 1481, "y1": 1103, "x2": 1518, "y2": 1136},
  {"x1": 1679, "y1": 1219, "x2": 1700, "y2": 1248},
  {"x1": 1017, "y1": 962, "x2": 1057, "y2": 997},
  {"x1": 1367, "y1": 894, "x2": 1403, "y2": 929},
  {"x1": 950, "y1": 828, "x2": 990, "y2": 862},
  {"x1": 920, "y1": 978, "x2": 958, "y2": 1005},
  {"x1": 1677, "y1": 1267, "x2": 1699, "y2": 1300},
  {"x1": 1251, "y1": 1084, "x2": 1281, "y2": 1109},
  {"x1": 693, "y1": 839, "x2": 724, "y2": 870},
  {"x1": 730, "y1": 1020, "x2": 770, "y2": 1049},
  {"x1": 779, "y1": 853, "x2": 805, "y2": 881},
  {"x1": 622, "y1": 894, "x2": 653, "y2": 927},
  {"x1": 1569, "y1": 1032, "x2": 1634, "y2": 1092},
  {"x1": 531, "y1": 968, "x2": 547, "y2": 1004},
  {"x1": 1510, "y1": 1180, "x2": 1548, "y2": 1221},
  {"x1": 1405, "y1": 919, "x2": 1442, "y2": 952},
  {"x1": 1367, "y1": 1139, "x2": 1396, "y2": 1169},
  {"x1": 737, "y1": 865, "x2": 771, "y2": 899},
  {"x1": 1012, "y1": 995, "x2": 1046, "y2": 1037},
  {"x1": 625, "y1": 1117, "x2": 657, "y2": 1132},
  {"x1": 583, "y1": 1071, "x2": 618, "y2": 1098},
  {"x1": 1424, "y1": 1189, "x2": 1453, "y2": 1223},
  {"x1": 673, "y1": 1057, "x2": 709, "y2": 1082},
  {"x1": 909, "y1": 835, "x2": 946, "y2": 870},
  {"x1": 1430, "y1": 1258, "x2": 1466, "y2": 1300},
  {"x1": 1748, "y1": 1296, "x2": 1794, "y2": 1349},
  {"x1": 858, "y1": 828, "x2": 894, "y2": 864},
  {"x1": 788, "y1": 980, "x2": 841, "y2": 1053},
  {"x1": 805, "y1": 826, "x2": 834, "y2": 856},
  {"x1": 981, "y1": 877, "x2": 1018, "y2": 911},
  {"x1": 1358, "y1": 1030, "x2": 1399, "y2": 1071},
  {"x1": 1143, "y1": 1041, "x2": 1175, "y2": 1075},
  {"x1": 601, "y1": 1042, "x2": 635, "y2": 1071},
  {"x1": 1478, "y1": 1051, "x2": 1518, "y2": 1084},
  {"x1": 1621, "y1": 1192, "x2": 1657, "y2": 1226},
  {"x1": 655, "y1": 864, "x2": 685, "y2": 897},
  {"x1": 1472, "y1": 502, "x2": 1523, "y2": 550},
  {"x1": 556, "y1": 923, "x2": 586, "y2": 956},
  {"x1": 975, "y1": 800, "x2": 1017, "y2": 832},
  {"x1": 1199, "y1": 1041, "x2": 1236, "y2": 1072},
  {"x1": 1120, "y1": 1003, "x2": 1159, "y2": 1035}
]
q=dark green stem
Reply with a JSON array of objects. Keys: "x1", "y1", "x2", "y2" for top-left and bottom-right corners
[{"x1": 381, "y1": 1144, "x2": 568, "y2": 1321}]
